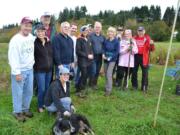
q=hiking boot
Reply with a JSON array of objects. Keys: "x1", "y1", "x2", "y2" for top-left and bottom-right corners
[
  {"x1": 12, "y1": 113, "x2": 26, "y2": 122},
  {"x1": 23, "y1": 111, "x2": 33, "y2": 118},
  {"x1": 76, "y1": 92, "x2": 86, "y2": 98}
]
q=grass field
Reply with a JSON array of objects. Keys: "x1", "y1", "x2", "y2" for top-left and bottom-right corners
[{"x1": 0, "y1": 42, "x2": 180, "y2": 135}]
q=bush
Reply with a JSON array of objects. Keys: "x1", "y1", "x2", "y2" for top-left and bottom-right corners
[
  {"x1": 176, "y1": 30, "x2": 180, "y2": 41},
  {"x1": 148, "y1": 21, "x2": 171, "y2": 41}
]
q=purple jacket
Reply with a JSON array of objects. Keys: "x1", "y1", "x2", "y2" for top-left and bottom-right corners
[{"x1": 118, "y1": 39, "x2": 138, "y2": 67}]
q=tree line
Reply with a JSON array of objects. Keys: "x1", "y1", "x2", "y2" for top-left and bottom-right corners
[{"x1": 2, "y1": 5, "x2": 180, "y2": 41}]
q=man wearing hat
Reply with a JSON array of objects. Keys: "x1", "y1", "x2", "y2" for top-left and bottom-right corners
[
  {"x1": 44, "y1": 66, "x2": 75, "y2": 116},
  {"x1": 132, "y1": 26, "x2": 155, "y2": 92},
  {"x1": 32, "y1": 12, "x2": 57, "y2": 41},
  {"x1": 8, "y1": 17, "x2": 35, "y2": 122},
  {"x1": 34, "y1": 24, "x2": 53, "y2": 113}
]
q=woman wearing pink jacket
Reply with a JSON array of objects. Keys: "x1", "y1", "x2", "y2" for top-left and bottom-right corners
[{"x1": 117, "y1": 29, "x2": 138, "y2": 90}]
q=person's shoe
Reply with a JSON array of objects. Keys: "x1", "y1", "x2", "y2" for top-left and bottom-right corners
[
  {"x1": 76, "y1": 92, "x2": 86, "y2": 98},
  {"x1": 12, "y1": 113, "x2": 26, "y2": 122},
  {"x1": 132, "y1": 86, "x2": 138, "y2": 91},
  {"x1": 38, "y1": 108, "x2": 44, "y2": 113},
  {"x1": 23, "y1": 111, "x2": 33, "y2": 118},
  {"x1": 104, "y1": 91, "x2": 111, "y2": 96},
  {"x1": 141, "y1": 86, "x2": 148, "y2": 93}
]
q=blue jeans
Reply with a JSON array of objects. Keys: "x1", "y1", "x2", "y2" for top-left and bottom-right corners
[
  {"x1": 46, "y1": 97, "x2": 72, "y2": 112},
  {"x1": 55, "y1": 64, "x2": 70, "y2": 79},
  {"x1": 35, "y1": 71, "x2": 52, "y2": 108},
  {"x1": 92, "y1": 54, "x2": 102, "y2": 78},
  {"x1": 74, "y1": 66, "x2": 80, "y2": 85},
  {"x1": 11, "y1": 69, "x2": 33, "y2": 113}
]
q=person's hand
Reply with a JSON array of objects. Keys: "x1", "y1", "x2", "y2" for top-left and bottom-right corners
[
  {"x1": 88, "y1": 54, "x2": 93, "y2": 59},
  {"x1": 58, "y1": 65, "x2": 63, "y2": 69},
  {"x1": 70, "y1": 105, "x2": 76, "y2": 113},
  {"x1": 102, "y1": 54, "x2": 107, "y2": 60},
  {"x1": 150, "y1": 40, "x2": 154, "y2": 45},
  {"x1": 128, "y1": 45, "x2": 133, "y2": 52},
  {"x1": 71, "y1": 63, "x2": 74, "y2": 68},
  {"x1": 63, "y1": 111, "x2": 71, "y2": 117},
  {"x1": 16, "y1": 74, "x2": 22, "y2": 81}
]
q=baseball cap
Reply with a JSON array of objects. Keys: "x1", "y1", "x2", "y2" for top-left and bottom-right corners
[
  {"x1": 21, "y1": 17, "x2": 33, "y2": 24},
  {"x1": 80, "y1": 25, "x2": 88, "y2": 33},
  {"x1": 42, "y1": 12, "x2": 51, "y2": 17},
  {"x1": 59, "y1": 67, "x2": 70, "y2": 76},
  {"x1": 137, "y1": 26, "x2": 145, "y2": 31}
]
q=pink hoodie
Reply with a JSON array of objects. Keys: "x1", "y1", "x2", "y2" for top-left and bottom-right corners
[{"x1": 118, "y1": 39, "x2": 138, "y2": 67}]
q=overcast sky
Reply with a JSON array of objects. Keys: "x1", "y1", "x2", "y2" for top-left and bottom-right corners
[{"x1": 0, "y1": 0, "x2": 178, "y2": 28}]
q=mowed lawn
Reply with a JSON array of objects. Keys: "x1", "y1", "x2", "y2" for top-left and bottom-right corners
[{"x1": 0, "y1": 42, "x2": 180, "y2": 135}]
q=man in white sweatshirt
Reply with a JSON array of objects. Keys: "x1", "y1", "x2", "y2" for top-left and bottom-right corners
[{"x1": 8, "y1": 17, "x2": 35, "y2": 122}]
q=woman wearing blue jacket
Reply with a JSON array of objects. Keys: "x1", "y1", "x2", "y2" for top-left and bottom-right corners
[{"x1": 103, "y1": 27, "x2": 119, "y2": 96}]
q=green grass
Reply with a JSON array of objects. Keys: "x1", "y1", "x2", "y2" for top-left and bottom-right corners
[{"x1": 0, "y1": 42, "x2": 180, "y2": 135}]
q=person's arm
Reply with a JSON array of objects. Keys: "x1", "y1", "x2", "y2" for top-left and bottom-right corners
[
  {"x1": 8, "y1": 39, "x2": 21, "y2": 75},
  {"x1": 132, "y1": 40, "x2": 138, "y2": 54},
  {"x1": 120, "y1": 42, "x2": 129, "y2": 55},
  {"x1": 52, "y1": 36, "x2": 61, "y2": 65},
  {"x1": 76, "y1": 39, "x2": 88, "y2": 58},
  {"x1": 71, "y1": 39, "x2": 74, "y2": 63},
  {"x1": 111, "y1": 41, "x2": 120, "y2": 60},
  {"x1": 150, "y1": 40, "x2": 155, "y2": 52},
  {"x1": 51, "y1": 83, "x2": 66, "y2": 113}
]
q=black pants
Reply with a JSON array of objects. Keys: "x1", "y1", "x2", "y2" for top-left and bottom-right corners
[
  {"x1": 117, "y1": 66, "x2": 132, "y2": 87},
  {"x1": 77, "y1": 64, "x2": 91, "y2": 92},
  {"x1": 131, "y1": 54, "x2": 148, "y2": 90}
]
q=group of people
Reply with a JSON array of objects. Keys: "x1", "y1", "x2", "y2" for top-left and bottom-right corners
[{"x1": 8, "y1": 12, "x2": 155, "y2": 122}]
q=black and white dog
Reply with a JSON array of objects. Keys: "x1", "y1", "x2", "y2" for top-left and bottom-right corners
[{"x1": 52, "y1": 113, "x2": 95, "y2": 135}]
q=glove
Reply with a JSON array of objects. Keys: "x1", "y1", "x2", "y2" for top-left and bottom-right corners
[
  {"x1": 63, "y1": 111, "x2": 71, "y2": 117},
  {"x1": 70, "y1": 105, "x2": 76, "y2": 113},
  {"x1": 128, "y1": 45, "x2": 133, "y2": 52}
]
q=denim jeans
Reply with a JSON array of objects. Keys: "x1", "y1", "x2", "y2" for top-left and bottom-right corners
[
  {"x1": 74, "y1": 66, "x2": 80, "y2": 85},
  {"x1": 35, "y1": 71, "x2": 52, "y2": 108},
  {"x1": 46, "y1": 97, "x2": 72, "y2": 112},
  {"x1": 11, "y1": 69, "x2": 33, "y2": 113},
  {"x1": 92, "y1": 54, "x2": 102, "y2": 78}
]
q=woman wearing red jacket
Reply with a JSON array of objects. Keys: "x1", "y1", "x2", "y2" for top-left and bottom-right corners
[{"x1": 131, "y1": 26, "x2": 155, "y2": 92}]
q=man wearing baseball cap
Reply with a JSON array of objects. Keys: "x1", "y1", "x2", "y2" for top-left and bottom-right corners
[
  {"x1": 132, "y1": 26, "x2": 155, "y2": 92},
  {"x1": 44, "y1": 66, "x2": 75, "y2": 117},
  {"x1": 32, "y1": 12, "x2": 57, "y2": 41},
  {"x1": 8, "y1": 17, "x2": 35, "y2": 122}
]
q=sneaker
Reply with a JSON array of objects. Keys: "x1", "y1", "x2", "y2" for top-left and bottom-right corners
[
  {"x1": 104, "y1": 91, "x2": 111, "y2": 96},
  {"x1": 12, "y1": 113, "x2": 26, "y2": 122},
  {"x1": 38, "y1": 108, "x2": 44, "y2": 113},
  {"x1": 23, "y1": 111, "x2": 33, "y2": 118},
  {"x1": 76, "y1": 92, "x2": 86, "y2": 98}
]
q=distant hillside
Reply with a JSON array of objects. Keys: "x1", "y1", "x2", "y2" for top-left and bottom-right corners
[{"x1": 0, "y1": 27, "x2": 19, "y2": 43}]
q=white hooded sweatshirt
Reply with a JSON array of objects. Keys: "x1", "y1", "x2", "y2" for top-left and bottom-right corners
[{"x1": 8, "y1": 33, "x2": 35, "y2": 75}]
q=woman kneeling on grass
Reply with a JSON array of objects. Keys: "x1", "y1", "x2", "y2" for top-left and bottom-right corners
[
  {"x1": 118, "y1": 29, "x2": 138, "y2": 90},
  {"x1": 103, "y1": 27, "x2": 119, "y2": 96},
  {"x1": 34, "y1": 24, "x2": 53, "y2": 113},
  {"x1": 44, "y1": 66, "x2": 75, "y2": 117}
]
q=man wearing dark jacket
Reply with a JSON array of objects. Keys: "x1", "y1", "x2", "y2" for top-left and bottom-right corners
[
  {"x1": 44, "y1": 67, "x2": 75, "y2": 117},
  {"x1": 52, "y1": 21, "x2": 74, "y2": 78},
  {"x1": 89, "y1": 21, "x2": 105, "y2": 89},
  {"x1": 76, "y1": 25, "x2": 94, "y2": 97}
]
